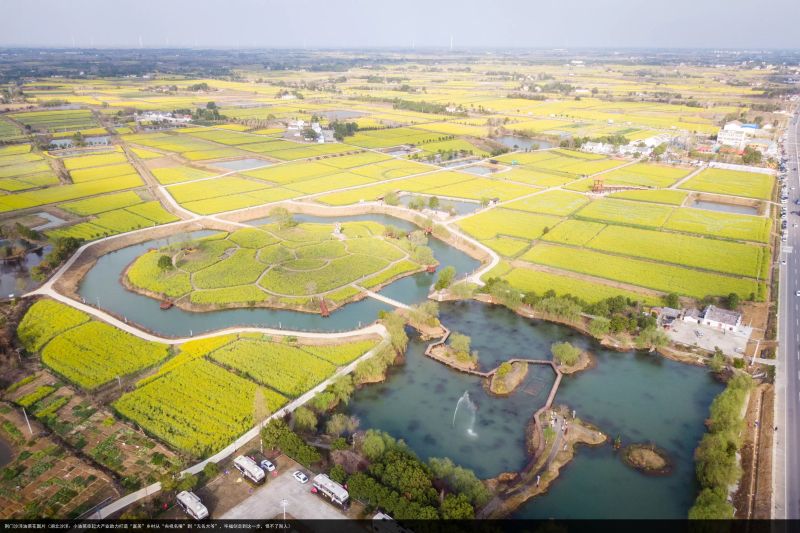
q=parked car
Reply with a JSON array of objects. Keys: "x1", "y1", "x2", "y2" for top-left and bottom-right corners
[
  {"x1": 260, "y1": 459, "x2": 276, "y2": 472},
  {"x1": 293, "y1": 470, "x2": 309, "y2": 484}
]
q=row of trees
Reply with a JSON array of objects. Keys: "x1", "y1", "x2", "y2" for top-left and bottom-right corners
[
  {"x1": 688, "y1": 373, "x2": 754, "y2": 519},
  {"x1": 479, "y1": 278, "x2": 668, "y2": 349}
]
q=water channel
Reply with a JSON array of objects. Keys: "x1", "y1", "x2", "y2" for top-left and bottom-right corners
[{"x1": 77, "y1": 213, "x2": 480, "y2": 336}]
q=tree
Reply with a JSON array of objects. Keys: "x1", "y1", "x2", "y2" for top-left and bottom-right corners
[
  {"x1": 726, "y1": 293, "x2": 740, "y2": 309},
  {"x1": 441, "y1": 493, "x2": 475, "y2": 519},
  {"x1": 742, "y1": 146, "x2": 762, "y2": 165},
  {"x1": 635, "y1": 327, "x2": 668, "y2": 350},
  {"x1": 384, "y1": 191, "x2": 399, "y2": 206},
  {"x1": 202, "y1": 461, "x2": 220, "y2": 480},
  {"x1": 428, "y1": 196, "x2": 440, "y2": 210},
  {"x1": 449, "y1": 281, "x2": 475, "y2": 300},
  {"x1": 293, "y1": 406, "x2": 318, "y2": 432},
  {"x1": 551, "y1": 342, "x2": 581, "y2": 366},
  {"x1": 331, "y1": 375, "x2": 354, "y2": 406},
  {"x1": 408, "y1": 230, "x2": 428, "y2": 249},
  {"x1": 270, "y1": 207, "x2": 295, "y2": 229},
  {"x1": 412, "y1": 245, "x2": 435, "y2": 265},
  {"x1": 157, "y1": 254, "x2": 173, "y2": 271},
  {"x1": 326, "y1": 413, "x2": 358, "y2": 438},
  {"x1": 708, "y1": 348, "x2": 725, "y2": 373},
  {"x1": 362, "y1": 431, "x2": 387, "y2": 461},
  {"x1": 449, "y1": 333, "x2": 471, "y2": 357},
  {"x1": 176, "y1": 473, "x2": 198, "y2": 492},
  {"x1": 688, "y1": 488, "x2": 734, "y2": 519},
  {"x1": 664, "y1": 293, "x2": 680, "y2": 309},
  {"x1": 588, "y1": 317, "x2": 611, "y2": 339},
  {"x1": 434, "y1": 266, "x2": 456, "y2": 291},
  {"x1": 329, "y1": 464, "x2": 347, "y2": 484}
]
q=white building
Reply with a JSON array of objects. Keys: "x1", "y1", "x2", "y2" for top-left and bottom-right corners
[
  {"x1": 717, "y1": 121, "x2": 759, "y2": 150},
  {"x1": 682, "y1": 305, "x2": 750, "y2": 338}
]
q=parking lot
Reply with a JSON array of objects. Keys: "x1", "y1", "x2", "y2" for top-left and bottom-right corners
[
  {"x1": 221, "y1": 459, "x2": 349, "y2": 520},
  {"x1": 667, "y1": 320, "x2": 749, "y2": 357}
]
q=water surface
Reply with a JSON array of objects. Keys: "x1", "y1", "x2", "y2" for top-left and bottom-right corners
[{"x1": 692, "y1": 200, "x2": 758, "y2": 215}]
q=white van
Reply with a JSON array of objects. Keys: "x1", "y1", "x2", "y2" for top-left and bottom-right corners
[
  {"x1": 233, "y1": 455, "x2": 266, "y2": 484},
  {"x1": 176, "y1": 491, "x2": 209, "y2": 520}
]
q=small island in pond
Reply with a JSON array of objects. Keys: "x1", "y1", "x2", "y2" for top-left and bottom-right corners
[
  {"x1": 621, "y1": 443, "x2": 673, "y2": 476},
  {"x1": 489, "y1": 361, "x2": 528, "y2": 395},
  {"x1": 123, "y1": 219, "x2": 436, "y2": 314}
]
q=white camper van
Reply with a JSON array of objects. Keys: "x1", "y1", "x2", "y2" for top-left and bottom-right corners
[
  {"x1": 233, "y1": 455, "x2": 266, "y2": 484},
  {"x1": 311, "y1": 473, "x2": 349, "y2": 507},
  {"x1": 176, "y1": 491, "x2": 209, "y2": 520}
]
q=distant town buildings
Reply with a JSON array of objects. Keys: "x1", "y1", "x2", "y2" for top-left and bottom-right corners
[{"x1": 134, "y1": 111, "x2": 191, "y2": 124}]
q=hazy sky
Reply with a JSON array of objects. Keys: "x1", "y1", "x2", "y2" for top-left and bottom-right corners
[{"x1": 2, "y1": 0, "x2": 798, "y2": 49}]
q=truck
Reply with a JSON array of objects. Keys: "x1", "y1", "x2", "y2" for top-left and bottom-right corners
[
  {"x1": 176, "y1": 491, "x2": 209, "y2": 520},
  {"x1": 233, "y1": 455, "x2": 265, "y2": 484},
  {"x1": 311, "y1": 473, "x2": 349, "y2": 508}
]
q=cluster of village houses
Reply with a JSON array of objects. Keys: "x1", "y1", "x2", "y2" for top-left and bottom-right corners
[{"x1": 654, "y1": 304, "x2": 752, "y2": 340}]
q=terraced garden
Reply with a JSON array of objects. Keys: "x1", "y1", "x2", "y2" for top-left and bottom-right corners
[{"x1": 124, "y1": 220, "x2": 430, "y2": 312}]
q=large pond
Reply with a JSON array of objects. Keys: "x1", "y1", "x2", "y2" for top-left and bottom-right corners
[
  {"x1": 691, "y1": 200, "x2": 759, "y2": 216},
  {"x1": 345, "y1": 300, "x2": 722, "y2": 517},
  {"x1": 494, "y1": 135, "x2": 553, "y2": 151},
  {"x1": 76, "y1": 213, "x2": 480, "y2": 336}
]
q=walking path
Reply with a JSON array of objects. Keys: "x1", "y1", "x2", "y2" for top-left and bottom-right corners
[{"x1": 358, "y1": 288, "x2": 411, "y2": 310}]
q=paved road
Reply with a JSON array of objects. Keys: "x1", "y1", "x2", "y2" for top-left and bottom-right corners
[
  {"x1": 775, "y1": 109, "x2": 800, "y2": 519},
  {"x1": 222, "y1": 468, "x2": 346, "y2": 520}
]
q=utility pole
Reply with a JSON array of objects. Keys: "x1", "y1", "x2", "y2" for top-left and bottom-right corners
[{"x1": 22, "y1": 407, "x2": 33, "y2": 436}]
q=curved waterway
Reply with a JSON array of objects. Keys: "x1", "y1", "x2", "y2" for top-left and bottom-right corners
[
  {"x1": 76, "y1": 213, "x2": 480, "y2": 336},
  {"x1": 345, "y1": 300, "x2": 723, "y2": 517}
]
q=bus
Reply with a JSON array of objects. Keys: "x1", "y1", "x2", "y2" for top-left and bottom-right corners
[
  {"x1": 311, "y1": 473, "x2": 349, "y2": 508},
  {"x1": 176, "y1": 491, "x2": 208, "y2": 520},
  {"x1": 233, "y1": 455, "x2": 265, "y2": 484}
]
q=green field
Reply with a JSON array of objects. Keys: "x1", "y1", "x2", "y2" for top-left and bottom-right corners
[
  {"x1": 678, "y1": 168, "x2": 775, "y2": 200},
  {"x1": 585, "y1": 225, "x2": 767, "y2": 277},
  {"x1": 125, "y1": 221, "x2": 424, "y2": 309},
  {"x1": 575, "y1": 198, "x2": 674, "y2": 228},
  {"x1": 520, "y1": 243, "x2": 762, "y2": 299},
  {"x1": 458, "y1": 208, "x2": 561, "y2": 241},
  {"x1": 664, "y1": 208, "x2": 771, "y2": 243}
]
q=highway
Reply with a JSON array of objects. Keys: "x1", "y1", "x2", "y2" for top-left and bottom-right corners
[{"x1": 775, "y1": 107, "x2": 800, "y2": 519}]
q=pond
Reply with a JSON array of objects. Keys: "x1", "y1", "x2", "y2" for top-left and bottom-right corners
[
  {"x1": 320, "y1": 110, "x2": 365, "y2": 121},
  {"x1": 76, "y1": 213, "x2": 480, "y2": 336},
  {"x1": 31, "y1": 212, "x2": 67, "y2": 231},
  {"x1": 461, "y1": 165, "x2": 496, "y2": 177},
  {"x1": 212, "y1": 158, "x2": 272, "y2": 172},
  {"x1": 691, "y1": 200, "x2": 759, "y2": 216},
  {"x1": 494, "y1": 135, "x2": 553, "y2": 151},
  {"x1": 345, "y1": 300, "x2": 722, "y2": 517},
  {"x1": 398, "y1": 194, "x2": 479, "y2": 216},
  {"x1": 0, "y1": 436, "x2": 12, "y2": 469},
  {"x1": 0, "y1": 244, "x2": 52, "y2": 298}
]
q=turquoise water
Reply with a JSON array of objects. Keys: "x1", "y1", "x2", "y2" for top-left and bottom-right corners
[{"x1": 345, "y1": 300, "x2": 722, "y2": 517}]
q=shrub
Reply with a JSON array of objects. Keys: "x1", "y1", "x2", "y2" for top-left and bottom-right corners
[{"x1": 551, "y1": 342, "x2": 580, "y2": 366}]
